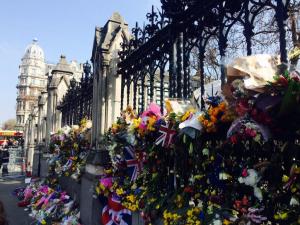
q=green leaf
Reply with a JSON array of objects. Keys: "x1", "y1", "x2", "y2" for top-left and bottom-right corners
[
  {"x1": 183, "y1": 134, "x2": 187, "y2": 144},
  {"x1": 189, "y1": 142, "x2": 194, "y2": 155}
]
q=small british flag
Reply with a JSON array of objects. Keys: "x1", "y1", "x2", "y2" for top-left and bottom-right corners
[
  {"x1": 123, "y1": 146, "x2": 146, "y2": 182},
  {"x1": 101, "y1": 195, "x2": 132, "y2": 225},
  {"x1": 155, "y1": 123, "x2": 177, "y2": 148}
]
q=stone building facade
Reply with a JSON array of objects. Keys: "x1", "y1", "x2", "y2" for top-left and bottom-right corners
[
  {"x1": 91, "y1": 12, "x2": 130, "y2": 146},
  {"x1": 45, "y1": 55, "x2": 83, "y2": 146},
  {"x1": 90, "y1": 13, "x2": 170, "y2": 146},
  {"x1": 18, "y1": 39, "x2": 83, "y2": 174},
  {"x1": 16, "y1": 39, "x2": 54, "y2": 131}
]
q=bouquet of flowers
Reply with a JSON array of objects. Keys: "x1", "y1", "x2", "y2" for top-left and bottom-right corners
[{"x1": 198, "y1": 96, "x2": 234, "y2": 133}]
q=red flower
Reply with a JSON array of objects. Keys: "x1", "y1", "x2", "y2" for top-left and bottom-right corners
[
  {"x1": 245, "y1": 127, "x2": 256, "y2": 137},
  {"x1": 234, "y1": 195, "x2": 249, "y2": 214},
  {"x1": 230, "y1": 135, "x2": 238, "y2": 144},
  {"x1": 277, "y1": 75, "x2": 288, "y2": 86},
  {"x1": 242, "y1": 195, "x2": 249, "y2": 206},
  {"x1": 236, "y1": 99, "x2": 250, "y2": 117},
  {"x1": 242, "y1": 168, "x2": 248, "y2": 177},
  {"x1": 183, "y1": 186, "x2": 193, "y2": 193}
]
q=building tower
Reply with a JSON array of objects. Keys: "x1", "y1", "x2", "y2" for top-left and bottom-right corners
[{"x1": 16, "y1": 39, "x2": 47, "y2": 131}]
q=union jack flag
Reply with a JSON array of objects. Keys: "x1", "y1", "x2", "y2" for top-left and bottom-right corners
[
  {"x1": 155, "y1": 123, "x2": 177, "y2": 148},
  {"x1": 123, "y1": 146, "x2": 146, "y2": 182},
  {"x1": 102, "y1": 195, "x2": 132, "y2": 225}
]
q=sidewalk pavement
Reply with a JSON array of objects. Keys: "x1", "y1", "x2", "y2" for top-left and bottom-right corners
[{"x1": 0, "y1": 175, "x2": 32, "y2": 225}]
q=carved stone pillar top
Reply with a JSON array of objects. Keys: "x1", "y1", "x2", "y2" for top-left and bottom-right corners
[{"x1": 85, "y1": 143, "x2": 111, "y2": 176}]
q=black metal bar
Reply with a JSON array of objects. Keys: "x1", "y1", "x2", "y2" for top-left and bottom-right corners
[
  {"x1": 141, "y1": 74, "x2": 145, "y2": 112},
  {"x1": 183, "y1": 34, "x2": 189, "y2": 99},
  {"x1": 218, "y1": 9, "x2": 227, "y2": 86},
  {"x1": 176, "y1": 32, "x2": 183, "y2": 98},
  {"x1": 133, "y1": 78, "x2": 138, "y2": 110},
  {"x1": 121, "y1": 74, "x2": 125, "y2": 111},
  {"x1": 244, "y1": 0, "x2": 253, "y2": 55},
  {"x1": 149, "y1": 64, "x2": 155, "y2": 102},
  {"x1": 79, "y1": 77, "x2": 84, "y2": 121},
  {"x1": 169, "y1": 39, "x2": 176, "y2": 98},
  {"x1": 275, "y1": 0, "x2": 289, "y2": 63},
  {"x1": 199, "y1": 43, "x2": 206, "y2": 111},
  {"x1": 126, "y1": 77, "x2": 131, "y2": 107},
  {"x1": 159, "y1": 65, "x2": 165, "y2": 114}
]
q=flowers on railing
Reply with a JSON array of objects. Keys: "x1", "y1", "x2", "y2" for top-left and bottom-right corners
[
  {"x1": 48, "y1": 118, "x2": 92, "y2": 181},
  {"x1": 95, "y1": 65, "x2": 300, "y2": 225},
  {"x1": 198, "y1": 96, "x2": 234, "y2": 133},
  {"x1": 227, "y1": 117, "x2": 270, "y2": 144}
]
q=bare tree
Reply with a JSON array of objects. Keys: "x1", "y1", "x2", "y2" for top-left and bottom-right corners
[
  {"x1": 2, "y1": 119, "x2": 16, "y2": 130},
  {"x1": 190, "y1": 1, "x2": 299, "y2": 84}
]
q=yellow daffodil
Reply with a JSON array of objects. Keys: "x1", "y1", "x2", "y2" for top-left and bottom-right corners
[
  {"x1": 282, "y1": 175, "x2": 289, "y2": 183},
  {"x1": 181, "y1": 109, "x2": 196, "y2": 122},
  {"x1": 116, "y1": 188, "x2": 124, "y2": 195},
  {"x1": 147, "y1": 116, "x2": 157, "y2": 131},
  {"x1": 132, "y1": 118, "x2": 141, "y2": 129},
  {"x1": 126, "y1": 194, "x2": 135, "y2": 203}
]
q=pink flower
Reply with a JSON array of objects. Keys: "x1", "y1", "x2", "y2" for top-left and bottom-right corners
[
  {"x1": 100, "y1": 177, "x2": 113, "y2": 188},
  {"x1": 245, "y1": 127, "x2": 256, "y2": 137},
  {"x1": 141, "y1": 102, "x2": 161, "y2": 119}
]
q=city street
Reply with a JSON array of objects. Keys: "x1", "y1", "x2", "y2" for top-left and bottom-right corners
[{"x1": 0, "y1": 175, "x2": 31, "y2": 225}]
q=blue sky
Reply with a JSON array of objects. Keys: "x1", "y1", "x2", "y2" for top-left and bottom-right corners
[{"x1": 0, "y1": 0, "x2": 160, "y2": 126}]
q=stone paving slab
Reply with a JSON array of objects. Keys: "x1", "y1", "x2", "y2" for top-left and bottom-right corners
[{"x1": 0, "y1": 176, "x2": 32, "y2": 225}]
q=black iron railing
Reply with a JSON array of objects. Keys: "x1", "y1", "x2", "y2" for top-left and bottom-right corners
[
  {"x1": 118, "y1": 0, "x2": 290, "y2": 112},
  {"x1": 58, "y1": 61, "x2": 93, "y2": 126}
]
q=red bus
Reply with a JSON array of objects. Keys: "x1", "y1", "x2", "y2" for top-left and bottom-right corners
[{"x1": 0, "y1": 130, "x2": 23, "y2": 146}]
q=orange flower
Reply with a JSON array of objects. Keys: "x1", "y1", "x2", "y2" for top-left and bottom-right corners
[
  {"x1": 219, "y1": 102, "x2": 227, "y2": 111},
  {"x1": 210, "y1": 116, "x2": 217, "y2": 123},
  {"x1": 212, "y1": 107, "x2": 220, "y2": 117}
]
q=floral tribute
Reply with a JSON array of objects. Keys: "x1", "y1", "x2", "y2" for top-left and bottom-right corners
[
  {"x1": 95, "y1": 63, "x2": 300, "y2": 225},
  {"x1": 13, "y1": 119, "x2": 92, "y2": 225},
  {"x1": 198, "y1": 96, "x2": 234, "y2": 133},
  {"x1": 14, "y1": 178, "x2": 81, "y2": 225},
  {"x1": 48, "y1": 118, "x2": 92, "y2": 181}
]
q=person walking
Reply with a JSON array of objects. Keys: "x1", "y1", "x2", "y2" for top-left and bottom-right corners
[{"x1": 1, "y1": 148, "x2": 9, "y2": 176}]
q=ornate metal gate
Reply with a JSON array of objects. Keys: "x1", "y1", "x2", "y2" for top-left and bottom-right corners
[{"x1": 118, "y1": 0, "x2": 290, "y2": 112}]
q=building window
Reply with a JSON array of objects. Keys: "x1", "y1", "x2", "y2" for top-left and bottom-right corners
[
  {"x1": 21, "y1": 78, "x2": 26, "y2": 84},
  {"x1": 19, "y1": 88, "x2": 25, "y2": 96},
  {"x1": 30, "y1": 102, "x2": 34, "y2": 110},
  {"x1": 17, "y1": 116, "x2": 21, "y2": 124}
]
